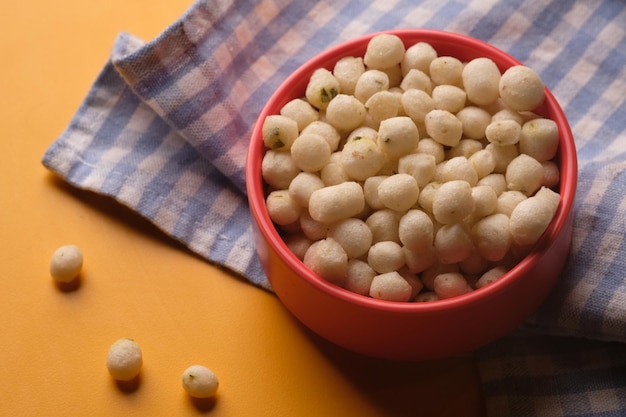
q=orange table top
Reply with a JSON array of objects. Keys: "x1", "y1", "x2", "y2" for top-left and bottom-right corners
[{"x1": 0, "y1": 1, "x2": 484, "y2": 415}]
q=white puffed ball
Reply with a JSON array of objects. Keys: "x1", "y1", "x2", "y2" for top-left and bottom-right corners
[
  {"x1": 377, "y1": 116, "x2": 420, "y2": 158},
  {"x1": 399, "y1": 209, "x2": 434, "y2": 252},
  {"x1": 403, "y1": 245, "x2": 436, "y2": 274},
  {"x1": 506, "y1": 154, "x2": 544, "y2": 196},
  {"x1": 519, "y1": 118, "x2": 559, "y2": 162},
  {"x1": 416, "y1": 138, "x2": 445, "y2": 164},
  {"x1": 303, "y1": 238, "x2": 348, "y2": 285},
  {"x1": 424, "y1": 109, "x2": 463, "y2": 147},
  {"x1": 289, "y1": 172, "x2": 324, "y2": 207},
  {"x1": 369, "y1": 272, "x2": 413, "y2": 302},
  {"x1": 290, "y1": 133, "x2": 331, "y2": 172},
  {"x1": 106, "y1": 338, "x2": 143, "y2": 381},
  {"x1": 308, "y1": 181, "x2": 364, "y2": 223},
  {"x1": 50, "y1": 244, "x2": 83, "y2": 283},
  {"x1": 401, "y1": 42, "x2": 437, "y2": 75},
  {"x1": 377, "y1": 173, "x2": 420, "y2": 212},
  {"x1": 347, "y1": 126, "x2": 379, "y2": 143},
  {"x1": 431, "y1": 84, "x2": 466, "y2": 113},
  {"x1": 432, "y1": 180, "x2": 475, "y2": 224},
  {"x1": 262, "y1": 115, "x2": 299, "y2": 150},
  {"x1": 496, "y1": 190, "x2": 527, "y2": 217},
  {"x1": 433, "y1": 272, "x2": 472, "y2": 299},
  {"x1": 398, "y1": 153, "x2": 436, "y2": 187},
  {"x1": 367, "y1": 241, "x2": 405, "y2": 273},
  {"x1": 364, "y1": 33, "x2": 406, "y2": 70},
  {"x1": 181, "y1": 365, "x2": 219, "y2": 398},
  {"x1": 333, "y1": 56, "x2": 365, "y2": 96},
  {"x1": 417, "y1": 181, "x2": 441, "y2": 214},
  {"x1": 321, "y1": 159, "x2": 350, "y2": 186},
  {"x1": 491, "y1": 109, "x2": 525, "y2": 125},
  {"x1": 305, "y1": 68, "x2": 340, "y2": 110},
  {"x1": 400, "y1": 69, "x2": 433, "y2": 94},
  {"x1": 434, "y1": 223, "x2": 473, "y2": 264},
  {"x1": 462, "y1": 57, "x2": 501, "y2": 106},
  {"x1": 366, "y1": 209, "x2": 401, "y2": 244},
  {"x1": 355, "y1": 69, "x2": 390, "y2": 103},
  {"x1": 472, "y1": 185, "x2": 498, "y2": 219},
  {"x1": 341, "y1": 137, "x2": 385, "y2": 181},
  {"x1": 475, "y1": 266, "x2": 508, "y2": 289},
  {"x1": 447, "y1": 139, "x2": 483, "y2": 160},
  {"x1": 477, "y1": 173, "x2": 507, "y2": 196},
  {"x1": 485, "y1": 143, "x2": 519, "y2": 174},
  {"x1": 401, "y1": 88, "x2": 435, "y2": 124},
  {"x1": 485, "y1": 119, "x2": 522, "y2": 146},
  {"x1": 499, "y1": 65, "x2": 545, "y2": 111},
  {"x1": 280, "y1": 98, "x2": 320, "y2": 131},
  {"x1": 328, "y1": 218, "x2": 373, "y2": 258},
  {"x1": 345, "y1": 259, "x2": 377, "y2": 296},
  {"x1": 510, "y1": 187, "x2": 560, "y2": 246},
  {"x1": 440, "y1": 156, "x2": 478, "y2": 186},
  {"x1": 468, "y1": 149, "x2": 496, "y2": 180},
  {"x1": 365, "y1": 90, "x2": 400, "y2": 123},
  {"x1": 299, "y1": 211, "x2": 328, "y2": 241},
  {"x1": 261, "y1": 150, "x2": 300, "y2": 190},
  {"x1": 301, "y1": 121, "x2": 341, "y2": 152},
  {"x1": 363, "y1": 175, "x2": 388, "y2": 210},
  {"x1": 456, "y1": 106, "x2": 492, "y2": 140},
  {"x1": 471, "y1": 213, "x2": 512, "y2": 262},
  {"x1": 266, "y1": 190, "x2": 302, "y2": 226},
  {"x1": 326, "y1": 94, "x2": 367, "y2": 132},
  {"x1": 429, "y1": 56, "x2": 464, "y2": 86}
]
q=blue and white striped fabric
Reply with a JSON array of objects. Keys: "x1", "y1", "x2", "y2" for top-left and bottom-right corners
[{"x1": 42, "y1": 1, "x2": 626, "y2": 415}]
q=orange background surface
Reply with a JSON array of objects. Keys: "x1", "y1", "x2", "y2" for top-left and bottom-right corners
[{"x1": 0, "y1": 1, "x2": 485, "y2": 415}]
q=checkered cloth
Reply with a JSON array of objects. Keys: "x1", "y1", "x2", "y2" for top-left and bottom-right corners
[{"x1": 42, "y1": 1, "x2": 626, "y2": 415}]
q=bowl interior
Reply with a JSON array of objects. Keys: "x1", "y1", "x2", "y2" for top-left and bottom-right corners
[{"x1": 246, "y1": 29, "x2": 577, "y2": 313}]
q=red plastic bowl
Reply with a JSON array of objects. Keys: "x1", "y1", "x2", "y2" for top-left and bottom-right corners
[{"x1": 246, "y1": 29, "x2": 577, "y2": 361}]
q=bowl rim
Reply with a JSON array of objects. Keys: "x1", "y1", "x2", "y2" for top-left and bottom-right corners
[{"x1": 246, "y1": 29, "x2": 578, "y2": 313}]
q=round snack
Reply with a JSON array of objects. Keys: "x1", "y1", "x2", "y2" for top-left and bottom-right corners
[
  {"x1": 363, "y1": 33, "x2": 405, "y2": 70},
  {"x1": 462, "y1": 57, "x2": 501, "y2": 106},
  {"x1": 369, "y1": 271, "x2": 413, "y2": 302},
  {"x1": 182, "y1": 365, "x2": 219, "y2": 398},
  {"x1": 106, "y1": 338, "x2": 143, "y2": 381},
  {"x1": 49, "y1": 244, "x2": 83, "y2": 283},
  {"x1": 499, "y1": 65, "x2": 545, "y2": 111}
]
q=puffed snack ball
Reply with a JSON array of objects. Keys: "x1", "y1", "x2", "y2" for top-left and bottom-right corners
[
  {"x1": 462, "y1": 57, "x2": 501, "y2": 106},
  {"x1": 182, "y1": 365, "x2": 219, "y2": 398},
  {"x1": 305, "y1": 68, "x2": 340, "y2": 110},
  {"x1": 369, "y1": 271, "x2": 413, "y2": 302},
  {"x1": 499, "y1": 65, "x2": 545, "y2": 111},
  {"x1": 106, "y1": 338, "x2": 143, "y2": 381},
  {"x1": 262, "y1": 115, "x2": 298, "y2": 150},
  {"x1": 326, "y1": 94, "x2": 367, "y2": 132},
  {"x1": 509, "y1": 187, "x2": 561, "y2": 246},
  {"x1": 363, "y1": 33, "x2": 405, "y2": 70},
  {"x1": 50, "y1": 244, "x2": 83, "y2": 283}
]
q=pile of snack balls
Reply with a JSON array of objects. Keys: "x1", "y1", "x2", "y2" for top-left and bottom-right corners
[{"x1": 262, "y1": 33, "x2": 561, "y2": 303}]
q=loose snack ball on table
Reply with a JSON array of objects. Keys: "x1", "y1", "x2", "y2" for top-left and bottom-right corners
[
  {"x1": 106, "y1": 338, "x2": 143, "y2": 381},
  {"x1": 181, "y1": 365, "x2": 219, "y2": 399},
  {"x1": 49, "y1": 244, "x2": 83, "y2": 283},
  {"x1": 261, "y1": 33, "x2": 562, "y2": 302}
]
